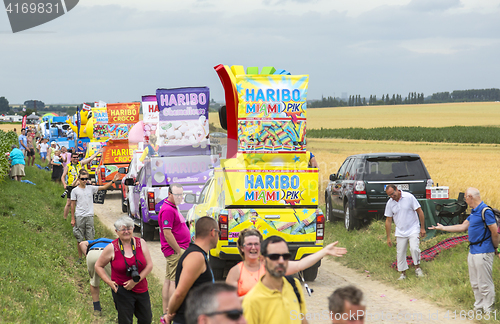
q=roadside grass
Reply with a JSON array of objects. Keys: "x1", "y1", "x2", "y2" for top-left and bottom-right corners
[
  {"x1": 0, "y1": 161, "x2": 163, "y2": 323},
  {"x1": 324, "y1": 219, "x2": 500, "y2": 322}
]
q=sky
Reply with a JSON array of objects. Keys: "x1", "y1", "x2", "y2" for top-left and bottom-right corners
[{"x1": 1, "y1": 0, "x2": 499, "y2": 104}]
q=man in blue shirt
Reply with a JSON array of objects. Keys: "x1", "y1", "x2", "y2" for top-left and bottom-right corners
[
  {"x1": 429, "y1": 187, "x2": 499, "y2": 313},
  {"x1": 18, "y1": 128, "x2": 28, "y2": 157},
  {"x1": 79, "y1": 238, "x2": 113, "y2": 316}
]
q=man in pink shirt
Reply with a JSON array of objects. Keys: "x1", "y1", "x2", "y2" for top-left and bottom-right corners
[{"x1": 158, "y1": 183, "x2": 191, "y2": 317}]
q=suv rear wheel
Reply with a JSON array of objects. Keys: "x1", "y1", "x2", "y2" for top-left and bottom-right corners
[{"x1": 344, "y1": 202, "x2": 357, "y2": 231}]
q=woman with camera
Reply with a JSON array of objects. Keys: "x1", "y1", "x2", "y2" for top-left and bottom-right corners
[{"x1": 95, "y1": 216, "x2": 153, "y2": 323}]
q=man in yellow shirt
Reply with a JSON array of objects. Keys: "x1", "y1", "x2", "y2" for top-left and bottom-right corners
[{"x1": 242, "y1": 236, "x2": 308, "y2": 324}]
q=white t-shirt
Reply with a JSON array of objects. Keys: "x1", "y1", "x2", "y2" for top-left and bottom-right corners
[
  {"x1": 384, "y1": 191, "x2": 421, "y2": 237},
  {"x1": 71, "y1": 185, "x2": 99, "y2": 218},
  {"x1": 40, "y1": 143, "x2": 49, "y2": 153}
]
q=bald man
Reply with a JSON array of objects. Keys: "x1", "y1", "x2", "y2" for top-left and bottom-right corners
[{"x1": 429, "y1": 187, "x2": 499, "y2": 313}]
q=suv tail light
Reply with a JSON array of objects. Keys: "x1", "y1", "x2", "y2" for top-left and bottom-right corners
[
  {"x1": 353, "y1": 181, "x2": 366, "y2": 194},
  {"x1": 100, "y1": 166, "x2": 106, "y2": 182},
  {"x1": 147, "y1": 191, "x2": 155, "y2": 211},
  {"x1": 426, "y1": 179, "x2": 434, "y2": 187},
  {"x1": 316, "y1": 210, "x2": 324, "y2": 241},
  {"x1": 219, "y1": 212, "x2": 228, "y2": 240}
]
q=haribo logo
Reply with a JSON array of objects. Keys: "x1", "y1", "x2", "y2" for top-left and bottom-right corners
[{"x1": 4, "y1": 0, "x2": 79, "y2": 33}]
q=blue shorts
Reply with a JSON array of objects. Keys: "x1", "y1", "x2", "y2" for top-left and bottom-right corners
[{"x1": 40, "y1": 152, "x2": 47, "y2": 159}]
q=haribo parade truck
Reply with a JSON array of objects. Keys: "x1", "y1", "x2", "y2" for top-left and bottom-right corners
[
  {"x1": 124, "y1": 87, "x2": 215, "y2": 240},
  {"x1": 96, "y1": 102, "x2": 141, "y2": 190},
  {"x1": 185, "y1": 65, "x2": 324, "y2": 281}
]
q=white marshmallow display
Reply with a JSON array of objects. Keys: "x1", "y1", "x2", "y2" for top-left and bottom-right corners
[{"x1": 158, "y1": 118, "x2": 210, "y2": 146}]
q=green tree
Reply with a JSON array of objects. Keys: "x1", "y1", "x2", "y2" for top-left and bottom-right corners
[{"x1": 0, "y1": 96, "x2": 9, "y2": 113}]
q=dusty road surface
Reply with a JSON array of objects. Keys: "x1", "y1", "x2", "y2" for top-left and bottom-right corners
[{"x1": 96, "y1": 191, "x2": 466, "y2": 324}]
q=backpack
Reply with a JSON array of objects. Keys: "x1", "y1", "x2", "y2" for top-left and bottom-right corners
[
  {"x1": 469, "y1": 206, "x2": 500, "y2": 247},
  {"x1": 285, "y1": 276, "x2": 302, "y2": 306}
]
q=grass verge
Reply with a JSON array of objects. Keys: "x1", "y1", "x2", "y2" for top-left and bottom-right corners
[
  {"x1": 323, "y1": 217, "x2": 500, "y2": 322},
  {"x1": 0, "y1": 161, "x2": 163, "y2": 323},
  {"x1": 308, "y1": 126, "x2": 500, "y2": 144}
]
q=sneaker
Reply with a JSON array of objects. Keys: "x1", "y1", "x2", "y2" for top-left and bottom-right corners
[
  {"x1": 398, "y1": 273, "x2": 406, "y2": 280},
  {"x1": 415, "y1": 268, "x2": 424, "y2": 277},
  {"x1": 77, "y1": 258, "x2": 83, "y2": 264},
  {"x1": 93, "y1": 310, "x2": 102, "y2": 316}
]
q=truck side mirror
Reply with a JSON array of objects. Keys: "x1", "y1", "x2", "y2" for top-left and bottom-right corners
[
  {"x1": 118, "y1": 167, "x2": 127, "y2": 174},
  {"x1": 329, "y1": 174, "x2": 338, "y2": 181},
  {"x1": 123, "y1": 178, "x2": 135, "y2": 186},
  {"x1": 184, "y1": 193, "x2": 197, "y2": 204},
  {"x1": 218, "y1": 106, "x2": 227, "y2": 130}
]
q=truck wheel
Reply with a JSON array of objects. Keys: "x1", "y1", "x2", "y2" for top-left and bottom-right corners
[
  {"x1": 121, "y1": 193, "x2": 128, "y2": 213},
  {"x1": 209, "y1": 255, "x2": 225, "y2": 281},
  {"x1": 140, "y1": 210, "x2": 155, "y2": 241},
  {"x1": 344, "y1": 202, "x2": 357, "y2": 231},
  {"x1": 325, "y1": 195, "x2": 332, "y2": 222},
  {"x1": 302, "y1": 264, "x2": 319, "y2": 281}
]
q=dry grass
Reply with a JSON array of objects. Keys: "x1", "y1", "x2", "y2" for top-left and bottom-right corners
[
  {"x1": 0, "y1": 124, "x2": 20, "y2": 133},
  {"x1": 310, "y1": 138, "x2": 500, "y2": 207}
]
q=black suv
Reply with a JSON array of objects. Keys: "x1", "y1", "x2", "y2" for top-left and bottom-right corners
[{"x1": 325, "y1": 153, "x2": 433, "y2": 230}]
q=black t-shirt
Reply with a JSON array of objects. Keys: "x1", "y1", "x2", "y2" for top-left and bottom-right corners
[{"x1": 173, "y1": 243, "x2": 214, "y2": 324}]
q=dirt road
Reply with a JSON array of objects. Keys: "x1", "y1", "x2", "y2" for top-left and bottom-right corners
[{"x1": 95, "y1": 191, "x2": 463, "y2": 323}]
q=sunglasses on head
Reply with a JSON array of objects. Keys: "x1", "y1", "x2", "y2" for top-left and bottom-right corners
[
  {"x1": 265, "y1": 253, "x2": 292, "y2": 261},
  {"x1": 205, "y1": 309, "x2": 243, "y2": 320}
]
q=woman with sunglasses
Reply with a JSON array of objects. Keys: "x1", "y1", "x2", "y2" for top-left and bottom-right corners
[
  {"x1": 226, "y1": 228, "x2": 347, "y2": 297},
  {"x1": 95, "y1": 216, "x2": 154, "y2": 324}
]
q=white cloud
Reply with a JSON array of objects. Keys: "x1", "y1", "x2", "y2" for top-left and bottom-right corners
[{"x1": 400, "y1": 37, "x2": 500, "y2": 55}]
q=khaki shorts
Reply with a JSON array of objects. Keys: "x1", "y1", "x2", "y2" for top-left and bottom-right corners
[
  {"x1": 165, "y1": 249, "x2": 185, "y2": 281},
  {"x1": 87, "y1": 249, "x2": 111, "y2": 286},
  {"x1": 73, "y1": 216, "x2": 95, "y2": 242}
]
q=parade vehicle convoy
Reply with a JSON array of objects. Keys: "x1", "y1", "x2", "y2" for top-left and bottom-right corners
[
  {"x1": 324, "y1": 153, "x2": 433, "y2": 230},
  {"x1": 185, "y1": 64, "x2": 324, "y2": 281}
]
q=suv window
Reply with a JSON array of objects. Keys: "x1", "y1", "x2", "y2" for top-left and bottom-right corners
[
  {"x1": 363, "y1": 158, "x2": 427, "y2": 181},
  {"x1": 345, "y1": 159, "x2": 363, "y2": 180},
  {"x1": 337, "y1": 158, "x2": 352, "y2": 180}
]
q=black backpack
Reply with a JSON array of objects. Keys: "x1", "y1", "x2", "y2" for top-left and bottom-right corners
[
  {"x1": 469, "y1": 206, "x2": 500, "y2": 247},
  {"x1": 285, "y1": 276, "x2": 303, "y2": 306}
]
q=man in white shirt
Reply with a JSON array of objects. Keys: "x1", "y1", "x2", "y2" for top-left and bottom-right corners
[{"x1": 385, "y1": 184, "x2": 426, "y2": 280}]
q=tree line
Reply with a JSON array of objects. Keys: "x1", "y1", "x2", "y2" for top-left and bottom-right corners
[
  {"x1": 309, "y1": 88, "x2": 500, "y2": 108},
  {"x1": 428, "y1": 89, "x2": 500, "y2": 103},
  {"x1": 309, "y1": 92, "x2": 424, "y2": 108}
]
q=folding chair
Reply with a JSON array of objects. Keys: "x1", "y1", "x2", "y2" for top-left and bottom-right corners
[{"x1": 434, "y1": 192, "x2": 468, "y2": 225}]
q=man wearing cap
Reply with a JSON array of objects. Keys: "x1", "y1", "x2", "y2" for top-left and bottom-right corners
[
  {"x1": 48, "y1": 141, "x2": 60, "y2": 167},
  {"x1": 79, "y1": 238, "x2": 113, "y2": 316}
]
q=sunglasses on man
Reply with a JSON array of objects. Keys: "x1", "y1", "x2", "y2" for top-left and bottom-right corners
[
  {"x1": 265, "y1": 253, "x2": 292, "y2": 261},
  {"x1": 205, "y1": 309, "x2": 244, "y2": 320},
  {"x1": 80, "y1": 177, "x2": 89, "y2": 181}
]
